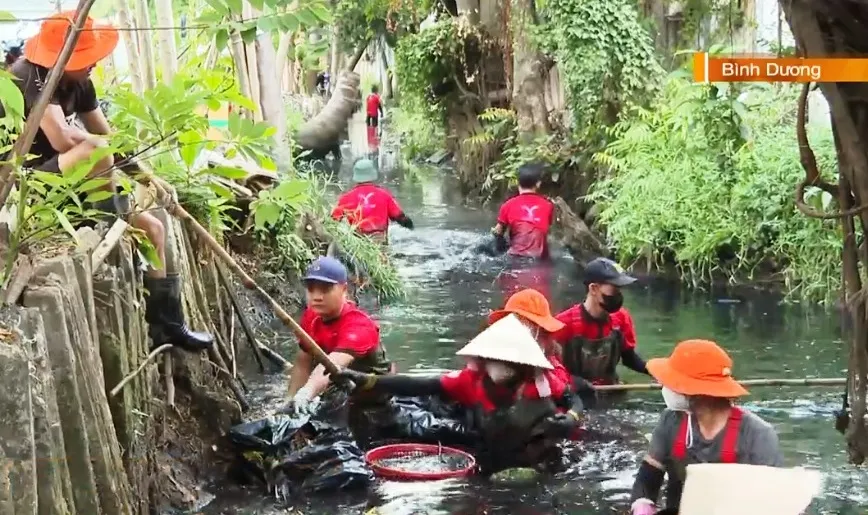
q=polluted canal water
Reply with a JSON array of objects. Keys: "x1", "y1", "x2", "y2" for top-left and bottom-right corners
[{"x1": 202, "y1": 153, "x2": 868, "y2": 514}]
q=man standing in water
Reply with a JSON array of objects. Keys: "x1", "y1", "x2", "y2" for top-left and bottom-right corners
[
  {"x1": 553, "y1": 257, "x2": 651, "y2": 405},
  {"x1": 331, "y1": 158, "x2": 414, "y2": 244},
  {"x1": 492, "y1": 162, "x2": 555, "y2": 259},
  {"x1": 280, "y1": 256, "x2": 392, "y2": 415},
  {"x1": 3, "y1": 12, "x2": 212, "y2": 353}
]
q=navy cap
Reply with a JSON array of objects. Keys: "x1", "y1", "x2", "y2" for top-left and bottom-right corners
[
  {"x1": 303, "y1": 256, "x2": 348, "y2": 284},
  {"x1": 584, "y1": 257, "x2": 636, "y2": 287}
]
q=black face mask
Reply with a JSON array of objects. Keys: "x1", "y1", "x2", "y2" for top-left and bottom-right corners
[{"x1": 600, "y1": 290, "x2": 623, "y2": 313}]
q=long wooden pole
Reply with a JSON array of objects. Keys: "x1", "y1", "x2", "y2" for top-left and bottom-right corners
[
  {"x1": 136, "y1": 163, "x2": 340, "y2": 375},
  {"x1": 0, "y1": 1, "x2": 95, "y2": 208},
  {"x1": 594, "y1": 377, "x2": 847, "y2": 392}
]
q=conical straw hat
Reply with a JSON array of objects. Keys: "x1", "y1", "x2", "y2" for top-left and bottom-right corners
[{"x1": 456, "y1": 314, "x2": 553, "y2": 369}]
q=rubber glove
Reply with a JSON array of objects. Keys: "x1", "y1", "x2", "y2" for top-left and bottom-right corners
[
  {"x1": 539, "y1": 412, "x2": 581, "y2": 439},
  {"x1": 332, "y1": 368, "x2": 377, "y2": 392},
  {"x1": 275, "y1": 385, "x2": 315, "y2": 415},
  {"x1": 631, "y1": 499, "x2": 657, "y2": 515}
]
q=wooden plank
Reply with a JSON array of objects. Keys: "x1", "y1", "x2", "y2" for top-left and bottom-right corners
[{"x1": 91, "y1": 219, "x2": 129, "y2": 273}]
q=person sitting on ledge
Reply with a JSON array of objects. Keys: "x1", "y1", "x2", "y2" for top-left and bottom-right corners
[{"x1": 0, "y1": 12, "x2": 212, "y2": 352}]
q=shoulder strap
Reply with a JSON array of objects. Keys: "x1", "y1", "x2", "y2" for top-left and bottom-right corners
[
  {"x1": 719, "y1": 407, "x2": 744, "y2": 463},
  {"x1": 672, "y1": 412, "x2": 689, "y2": 460}
]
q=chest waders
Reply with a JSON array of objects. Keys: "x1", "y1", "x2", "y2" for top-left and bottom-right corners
[
  {"x1": 665, "y1": 407, "x2": 744, "y2": 512},
  {"x1": 563, "y1": 329, "x2": 623, "y2": 384},
  {"x1": 473, "y1": 382, "x2": 558, "y2": 474}
]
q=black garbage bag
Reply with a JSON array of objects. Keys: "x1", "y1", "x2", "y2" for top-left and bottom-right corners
[
  {"x1": 227, "y1": 396, "x2": 373, "y2": 496},
  {"x1": 352, "y1": 395, "x2": 479, "y2": 447}
]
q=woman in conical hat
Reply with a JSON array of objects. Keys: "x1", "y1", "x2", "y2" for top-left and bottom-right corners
[
  {"x1": 335, "y1": 314, "x2": 586, "y2": 474},
  {"x1": 629, "y1": 340, "x2": 783, "y2": 515}
]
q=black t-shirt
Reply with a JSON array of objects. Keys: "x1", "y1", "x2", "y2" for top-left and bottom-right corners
[{"x1": 0, "y1": 59, "x2": 99, "y2": 165}]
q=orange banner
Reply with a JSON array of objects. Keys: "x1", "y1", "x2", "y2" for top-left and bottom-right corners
[{"x1": 692, "y1": 53, "x2": 868, "y2": 82}]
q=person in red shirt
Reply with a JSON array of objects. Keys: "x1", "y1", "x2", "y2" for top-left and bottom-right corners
[
  {"x1": 336, "y1": 314, "x2": 584, "y2": 474},
  {"x1": 492, "y1": 162, "x2": 555, "y2": 259},
  {"x1": 553, "y1": 257, "x2": 651, "y2": 406},
  {"x1": 279, "y1": 256, "x2": 391, "y2": 415},
  {"x1": 365, "y1": 84, "x2": 384, "y2": 129},
  {"x1": 331, "y1": 158, "x2": 414, "y2": 244},
  {"x1": 487, "y1": 288, "x2": 570, "y2": 386}
]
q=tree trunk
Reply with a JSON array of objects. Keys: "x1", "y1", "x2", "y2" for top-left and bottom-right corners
[
  {"x1": 154, "y1": 0, "x2": 178, "y2": 81},
  {"x1": 229, "y1": 31, "x2": 254, "y2": 119},
  {"x1": 256, "y1": 32, "x2": 290, "y2": 171},
  {"x1": 295, "y1": 71, "x2": 361, "y2": 151},
  {"x1": 780, "y1": 0, "x2": 868, "y2": 464},
  {"x1": 133, "y1": 0, "x2": 157, "y2": 89},
  {"x1": 276, "y1": 32, "x2": 293, "y2": 91},
  {"x1": 242, "y1": 3, "x2": 263, "y2": 122},
  {"x1": 295, "y1": 40, "x2": 368, "y2": 151},
  {"x1": 511, "y1": 0, "x2": 550, "y2": 142},
  {"x1": 115, "y1": 0, "x2": 144, "y2": 94}
]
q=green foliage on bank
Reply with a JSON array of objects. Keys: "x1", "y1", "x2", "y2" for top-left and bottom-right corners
[{"x1": 590, "y1": 77, "x2": 840, "y2": 302}]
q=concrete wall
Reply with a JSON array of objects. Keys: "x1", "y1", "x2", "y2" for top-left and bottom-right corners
[{"x1": 0, "y1": 208, "x2": 242, "y2": 513}]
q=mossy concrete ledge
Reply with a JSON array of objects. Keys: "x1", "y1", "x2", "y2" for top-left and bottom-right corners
[{"x1": 0, "y1": 210, "x2": 244, "y2": 513}]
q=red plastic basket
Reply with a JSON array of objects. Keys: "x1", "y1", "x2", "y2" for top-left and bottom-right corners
[{"x1": 365, "y1": 443, "x2": 477, "y2": 481}]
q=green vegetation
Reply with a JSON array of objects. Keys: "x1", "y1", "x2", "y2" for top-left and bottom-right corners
[{"x1": 591, "y1": 76, "x2": 840, "y2": 302}]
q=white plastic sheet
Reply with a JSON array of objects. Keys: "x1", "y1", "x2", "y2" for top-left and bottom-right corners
[{"x1": 680, "y1": 464, "x2": 823, "y2": 515}]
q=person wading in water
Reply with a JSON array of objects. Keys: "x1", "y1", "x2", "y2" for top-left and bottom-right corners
[
  {"x1": 279, "y1": 256, "x2": 392, "y2": 415},
  {"x1": 487, "y1": 288, "x2": 571, "y2": 385},
  {"x1": 492, "y1": 162, "x2": 555, "y2": 260},
  {"x1": 629, "y1": 339, "x2": 783, "y2": 515},
  {"x1": 2, "y1": 12, "x2": 212, "y2": 352},
  {"x1": 331, "y1": 158, "x2": 414, "y2": 245},
  {"x1": 335, "y1": 314, "x2": 585, "y2": 474},
  {"x1": 553, "y1": 257, "x2": 651, "y2": 406}
]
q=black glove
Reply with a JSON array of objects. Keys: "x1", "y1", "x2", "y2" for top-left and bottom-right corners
[
  {"x1": 395, "y1": 213, "x2": 414, "y2": 230},
  {"x1": 331, "y1": 368, "x2": 377, "y2": 391},
  {"x1": 572, "y1": 376, "x2": 597, "y2": 395},
  {"x1": 539, "y1": 412, "x2": 581, "y2": 439}
]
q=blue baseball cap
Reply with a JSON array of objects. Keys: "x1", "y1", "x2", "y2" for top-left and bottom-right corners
[{"x1": 303, "y1": 256, "x2": 348, "y2": 284}]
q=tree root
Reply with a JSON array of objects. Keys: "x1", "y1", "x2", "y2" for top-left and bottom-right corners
[
  {"x1": 110, "y1": 343, "x2": 174, "y2": 397},
  {"x1": 794, "y1": 82, "x2": 868, "y2": 219}
]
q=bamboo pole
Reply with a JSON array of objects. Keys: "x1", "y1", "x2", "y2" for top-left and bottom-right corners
[
  {"x1": 115, "y1": 0, "x2": 144, "y2": 95},
  {"x1": 135, "y1": 162, "x2": 340, "y2": 375},
  {"x1": 133, "y1": 0, "x2": 157, "y2": 89},
  {"x1": 215, "y1": 263, "x2": 265, "y2": 372},
  {"x1": 594, "y1": 378, "x2": 848, "y2": 392},
  {"x1": 0, "y1": 0, "x2": 96, "y2": 208}
]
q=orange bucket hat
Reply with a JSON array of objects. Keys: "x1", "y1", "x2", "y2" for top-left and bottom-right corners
[
  {"x1": 24, "y1": 11, "x2": 119, "y2": 72},
  {"x1": 647, "y1": 339, "x2": 748, "y2": 398},
  {"x1": 488, "y1": 288, "x2": 565, "y2": 333}
]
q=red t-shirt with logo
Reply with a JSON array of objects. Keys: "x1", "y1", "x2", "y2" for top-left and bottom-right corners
[
  {"x1": 331, "y1": 184, "x2": 404, "y2": 234},
  {"x1": 552, "y1": 305, "x2": 637, "y2": 351},
  {"x1": 439, "y1": 367, "x2": 567, "y2": 412},
  {"x1": 366, "y1": 93, "x2": 381, "y2": 117},
  {"x1": 497, "y1": 192, "x2": 555, "y2": 258},
  {"x1": 298, "y1": 302, "x2": 380, "y2": 357}
]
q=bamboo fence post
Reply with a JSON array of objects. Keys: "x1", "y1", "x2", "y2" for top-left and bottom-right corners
[{"x1": 241, "y1": 2, "x2": 263, "y2": 122}]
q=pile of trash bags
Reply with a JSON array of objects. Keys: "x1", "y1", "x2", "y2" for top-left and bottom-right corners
[{"x1": 227, "y1": 392, "x2": 477, "y2": 497}]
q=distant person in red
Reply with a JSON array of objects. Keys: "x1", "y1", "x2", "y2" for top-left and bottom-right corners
[
  {"x1": 492, "y1": 162, "x2": 555, "y2": 259},
  {"x1": 331, "y1": 158, "x2": 413, "y2": 244},
  {"x1": 365, "y1": 84, "x2": 384, "y2": 130},
  {"x1": 553, "y1": 257, "x2": 651, "y2": 407}
]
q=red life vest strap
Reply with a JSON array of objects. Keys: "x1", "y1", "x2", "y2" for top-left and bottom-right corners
[{"x1": 671, "y1": 407, "x2": 743, "y2": 463}]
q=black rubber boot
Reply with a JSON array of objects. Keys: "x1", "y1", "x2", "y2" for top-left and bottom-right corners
[{"x1": 144, "y1": 274, "x2": 213, "y2": 352}]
